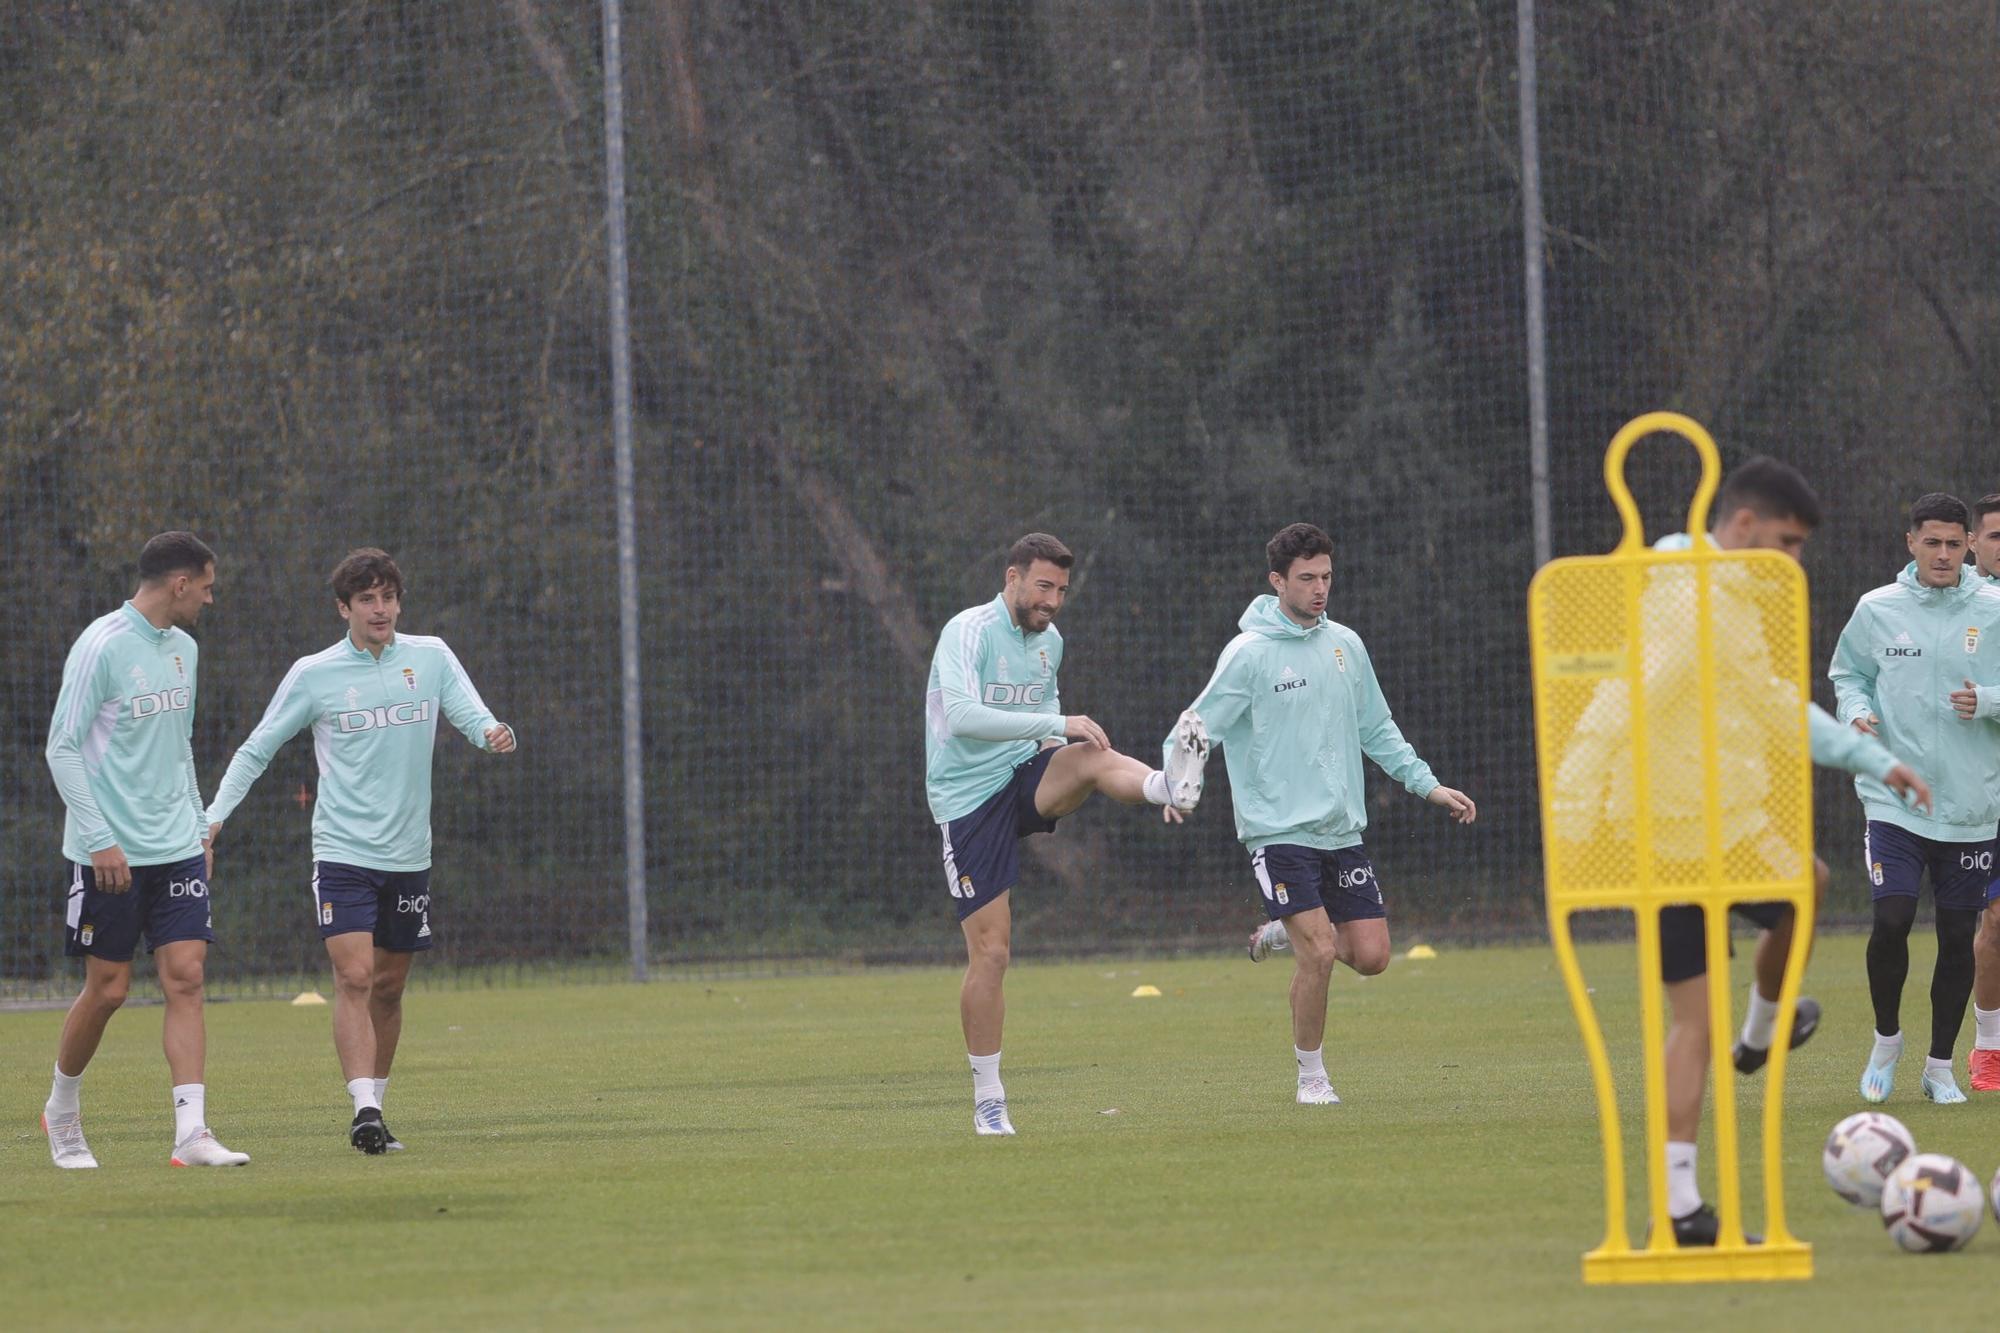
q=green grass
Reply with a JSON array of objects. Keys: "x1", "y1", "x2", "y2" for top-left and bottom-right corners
[{"x1": 1, "y1": 933, "x2": 1992, "y2": 1330}]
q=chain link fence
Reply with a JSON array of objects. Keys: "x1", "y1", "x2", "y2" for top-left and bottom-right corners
[{"x1": 4, "y1": 1, "x2": 1997, "y2": 1000}]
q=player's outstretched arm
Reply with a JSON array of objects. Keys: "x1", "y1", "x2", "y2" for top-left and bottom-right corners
[
  {"x1": 45, "y1": 638, "x2": 127, "y2": 886},
  {"x1": 205, "y1": 666, "x2": 318, "y2": 834}
]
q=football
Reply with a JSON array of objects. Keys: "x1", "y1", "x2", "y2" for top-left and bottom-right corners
[
  {"x1": 1881, "y1": 1153, "x2": 1984, "y2": 1252},
  {"x1": 1822, "y1": 1112, "x2": 1915, "y2": 1207}
]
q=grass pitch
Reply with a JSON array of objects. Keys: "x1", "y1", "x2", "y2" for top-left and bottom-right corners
[{"x1": 1, "y1": 933, "x2": 1992, "y2": 1330}]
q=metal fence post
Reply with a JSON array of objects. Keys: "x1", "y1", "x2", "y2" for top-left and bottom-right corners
[{"x1": 1518, "y1": 0, "x2": 1552, "y2": 570}]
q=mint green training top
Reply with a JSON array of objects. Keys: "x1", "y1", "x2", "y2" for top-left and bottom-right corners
[
  {"x1": 1829, "y1": 562, "x2": 2000, "y2": 841},
  {"x1": 1167, "y1": 595, "x2": 1438, "y2": 852},
  {"x1": 206, "y1": 634, "x2": 513, "y2": 872},
  {"x1": 45, "y1": 602, "x2": 206, "y2": 867},
  {"x1": 925, "y1": 593, "x2": 1067, "y2": 823}
]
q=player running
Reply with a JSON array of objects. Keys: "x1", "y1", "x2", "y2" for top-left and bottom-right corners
[
  {"x1": 1832, "y1": 494, "x2": 2000, "y2": 1105},
  {"x1": 926, "y1": 533, "x2": 1199, "y2": 1136},
  {"x1": 204, "y1": 549, "x2": 516, "y2": 1154},
  {"x1": 1548, "y1": 459, "x2": 1929, "y2": 1243},
  {"x1": 1963, "y1": 495, "x2": 2000, "y2": 1087},
  {"x1": 1168, "y1": 523, "x2": 1475, "y2": 1106},
  {"x1": 41, "y1": 531, "x2": 249, "y2": 1169}
]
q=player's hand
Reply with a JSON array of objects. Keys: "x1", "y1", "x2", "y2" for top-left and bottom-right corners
[
  {"x1": 202, "y1": 828, "x2": 215, "y2": 880},
  {"x1": 1161, "y1": 803, "x2": 1186, "y2": 825},
  {"x1": 1883, "y1": 763, "x2": 1933, "y2": 815},
  {"x1": 1851, "y1": 713, "x2": 1881, "y2": 736},
  {"x1": 486, "y1": 724, "x2": 516, "y2": 754},
  {"x1": 1427, "y1": 786, "x2": 1477, "y2": 823},
  {"x1": 1952, "y1": 680, "x2": 1981, "y2": 720},
  {"x1": 90, "y1": 845, "x2": 132, "y2": 893},
  {"x1": 1062, "y1": 715, "x2": 1110, "y2": 750}
]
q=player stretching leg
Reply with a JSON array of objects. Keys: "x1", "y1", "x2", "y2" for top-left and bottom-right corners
[
  {"x1": 1832, "y1": 494, "x2": 2000, "y2": 1105},
  {"x1": 205, "y1": 550, "x2": 515, "y2": 1153},
  {"x1": 926, "y1": 533, "x2": 1197, "y2": 1136},
  {"x1": 1570, "y1": 460, "x2": 1929, "y2": 1242},
  {"x1": 1171, "y1": 524, "x2": 1474, "y2": 1105},
  {"x1": 1962, "y1": 496, "x2": 2000, "y2": 1088},
  {"x1": 42, "y1": 532, "x2": 248, "y2": 1168}
]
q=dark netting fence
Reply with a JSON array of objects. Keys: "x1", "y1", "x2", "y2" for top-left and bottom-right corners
[{"x1": 3, "y1": 2, "x2": 1995, "y2": 999}]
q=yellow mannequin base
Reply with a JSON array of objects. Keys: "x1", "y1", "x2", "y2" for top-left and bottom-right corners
[{"x1": 1583, "y1": 1241, "x2": 1811, "y2": 1284}]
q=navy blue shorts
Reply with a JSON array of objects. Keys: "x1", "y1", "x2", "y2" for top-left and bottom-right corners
[
  {"x1": 1865, "y1": 821, "x2": 1989, "y2": 912},
  {"x1": 312, "y1": 861, "x2": 435, "y2": 951},
  {"x1": 1986, "y1": 835, "x2": 2000, "y2": 906},
  {"x1": 939, "y1": 748, "x2": 1060, "y2": 921},
  {"x1": 1657, "y1": 901, "x2": 1792, "y2": 984},
  {"x1": 1249, "y1": 844, "x2": 1386, "y2": 924},
  {"x1": 64, "y1": 854, "x2": 214, "y2": 963}
]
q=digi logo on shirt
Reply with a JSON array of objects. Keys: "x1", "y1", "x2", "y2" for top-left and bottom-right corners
[
  {"x1": 336, "y1": 699, "x2": 436, "y2": 733},
  {"x1": 130, "y1": 687, "x2": 192, "y2": 719},
  {"x1": 983, "y1": 683, "x2": 1047, "y2": 705}
]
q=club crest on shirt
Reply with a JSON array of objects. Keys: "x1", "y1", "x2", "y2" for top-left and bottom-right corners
[
  {"x1": 1332, "y1": 647, "x2": 1348, "y2": 673},
  {"x1": 1038, "y1": 648, "x2": 1051, "y2": 677},
  {"x1": 1968, "y1": 626, "x2": 1982, "y2": 655},
  {"x1": 401, "y1": 667, "x2": 418, "y2": 692},
  {"x1": 172, "y1": 654, "x2": 185, "y2": 679}
]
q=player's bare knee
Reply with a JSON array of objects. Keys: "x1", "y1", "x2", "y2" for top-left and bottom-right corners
[
  {"x1": 86, "y1": 972, "x2": 130, "y2": 1011},
  {"x1": 370, "y1": 974, "x2": 406, "y2": 1009},
  {"x1": 332, "y1": 960, "x2": 373, "y2": 996},
  {"x1": 158, "y1": 961, "x2": 204, "y2": 1002},
  {"x1": 1348, "y1": 948, "x2": 1391, "y2": 977}
]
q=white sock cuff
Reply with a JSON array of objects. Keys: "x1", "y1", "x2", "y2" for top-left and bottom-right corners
[
  {"x1": 1925, "y1": 1054, "x2": 1954, "y2": 1072},
  {"x1": 1141, "y1": 770, "x2": 1170, "y2": 806},
  {"x1": 1294, "y1": 1046, "x2": 1326, "y2": 1079},
  {"x1": 52, "y1": 1062, "x2": 82, "y2": 1088}
]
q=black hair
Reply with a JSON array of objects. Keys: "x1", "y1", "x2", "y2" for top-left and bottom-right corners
[
  {"x1": 1006, "y1": 532, "x2": 1073, "y2": 572},
  {"x1": 1711, "y1": 456, "x2": 1822, "y2": 530},
  {"x1": 1909, "y1": 492, "x2": 1970, "y2": 531},
  {"x1": 1266, "y1": 523, "x2": 1333, "y2": 576},
  {"x1": 137, "y1": 531, "x2": 216, "y2": 583},
  {"x1": 330, "y1": 548, "x2": 405, "y2": 604}
]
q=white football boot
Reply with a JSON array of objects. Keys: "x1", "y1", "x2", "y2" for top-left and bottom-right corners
[
  {"x1": 1163, "y1": 710, "x2": 1211, "y2": 812},
  {"x1": 1296, "y1": 1074, "x2": 1342, "y2": 1106},
  {"x1": 170, "y1": 1128, "x2": 249, "y2": 1167},
  {"x1": 973, "y1": 1097, "x2": 1017, "y2": 1136},
  {"x1": 1248, "y1": 920, "x2": 1291, "y2": 962},
  {"x1": 42, "y1": 1112, "x2": 98, "y2": 1169}
]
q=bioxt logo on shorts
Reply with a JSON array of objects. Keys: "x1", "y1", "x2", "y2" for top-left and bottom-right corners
[
  {"x1": 336, "y1": 699, "x2": 436, "y2": 733},
  {"x1": 129, "y1": 687, "x2": 192, "y2": 719}
]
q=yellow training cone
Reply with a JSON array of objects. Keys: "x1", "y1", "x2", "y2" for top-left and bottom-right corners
[
  {"x1": 1406, "y1": 945, "x2": 1438, "y2": 960},
  {"x1": 290, "y1": 991, "x2": 328, "y2": 1006},
  {"x1": 1130, "y1": 984, "x2": 1161, "y2": 998}
]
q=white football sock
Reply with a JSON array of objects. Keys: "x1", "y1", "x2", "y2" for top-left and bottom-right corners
[
  {"x1": 1665, "y1": 1140, "x2": 1701, "y2": 1216},
  {"x1": 1295, "y1": 1046, "x2": 1326, "y2": 1081},
  {"x1": 1141, "y1": 770, "x2": 1170, "y2": 806},
  {"x1": 46, "y1": 1062, "x2": 83, "y2": 1120},
  {"x1": 373, "y1": 1077, "x2": 389, "y2": 1108},
  {"x1": 1925, "y1": 1055, "x2": 1953, "y2": 1074},
  {"x1": 348, "y1": 1077, "x2": 381, "y2": 1114},
  {"x1": 1870, "y1": 1030, "x2": 1903, "y2": 1068},
  {"x1": 1976, "y1": 1006, "x2": 2000, "y2": 1051},
  {"x1": 1740, "y1": 984, "x2": 1779, "y2": 1050},
  {"x1": 172, "y1": 1083, "x2": 205, "y2": 1144},
  {"x1": 969, "y1": 1051, "x2": 1003, "y2": 1102}
]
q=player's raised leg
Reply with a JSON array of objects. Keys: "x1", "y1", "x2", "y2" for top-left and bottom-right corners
[
  {"x1": 1731, "y1": 859, "x2": 1827, "y2": 1074},
  {"x1": 960, "y1": 893, "x2": 1014, "y2": 1135}
]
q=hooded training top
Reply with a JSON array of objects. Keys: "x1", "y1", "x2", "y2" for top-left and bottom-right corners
[
  {"x1": 1830, "y1": 562, "x2": 2000, "y2": 841},
  {"x1": 1166, "y1": 595, "x2": 1437, "y2": 852},
  {"x1": 45, "y1": 602, "x2": 206, "y2": 867},
  {"x1": 925, "y1": 593, "x2": 1068, "y2": 824},
  {"x1": 205, "y1": 634, "x2": 513, "y2": 872}
]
